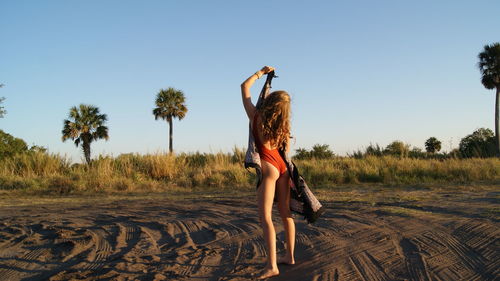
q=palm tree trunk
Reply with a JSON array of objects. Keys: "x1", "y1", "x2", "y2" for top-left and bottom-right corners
[
  {"x1": 496, "y1": 86, "x2": 500, "y2": 157},
  {"x1": 83, "y1": 141, "x2": 91, "y2": 164},
  {"x1": 168, "y1": 119, "x2": 173, "y2": 153}
]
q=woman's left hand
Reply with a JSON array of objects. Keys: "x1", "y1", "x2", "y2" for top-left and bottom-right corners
[{"x1": 259, "y1": 66, "x2": 275, "y2": 75}]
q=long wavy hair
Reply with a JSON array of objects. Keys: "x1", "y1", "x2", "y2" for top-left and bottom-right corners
[{"x1": 257, "y1": 91, "x2": 291, "y2": 151}]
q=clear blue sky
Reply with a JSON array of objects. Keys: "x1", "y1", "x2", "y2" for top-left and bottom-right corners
[{"x1": 1, "y1": 0, "x2": 499, "y2": 162}]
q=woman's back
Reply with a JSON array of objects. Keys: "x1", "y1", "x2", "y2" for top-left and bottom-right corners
[
  {"x1": 251, "y1": 113, "x2": 278, "y2": 151},
  {"x1": 251, "y1": 112, "x2": 288, "y2": 175}
]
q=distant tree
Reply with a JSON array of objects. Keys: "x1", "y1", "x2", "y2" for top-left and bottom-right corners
[
  {"x1": 459, "y1": 128, "x2": 496, "y2": 158},
  {"x1": 0, "y1": 129, "x2": 28, "y2": 159},
  {"x1": 425, "y1": 137, "x2": 442, "y2": 153},
  {"x1": 29, "y1": 145, "x2": 47, "y2": 153},
  {"x1": 409, "y1": 147, "x2": 426, "y2": 158},
  {"x1": 293, "y1": 144, "x2": 334, "y2": 160},
  {"x1": 365, "y1": 143, "x2": 383, "y2": 157},
  {"x1": 349, "y1": 143, "x2": 385, "y2": 158},
  {"x1": 62, "y1": 104, "x2": 109, "y2": 164},
  {"x1": 349, "y1": 148, "x2": 364, "y2": 159},
  {"x1": 384, "y1": 141, "x2": 410, "y2": 157},
  {"x1": 0, "y1": 83, "x2": 5, "y2": 118},
  {"x1": 153, "y1": 87, "x2": 188, "y2": 153},
  {"x1": 294, "y1": 148, "x2": 310, "y2": 160},
  {"x1": 478, "y1": 42, "x2": 500, "y2": 156},
  {"x1": 310, "y1": 144, "x2": 335, "y2": 159}
]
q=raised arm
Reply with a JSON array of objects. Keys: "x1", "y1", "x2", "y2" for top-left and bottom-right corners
[{"x1": 241, "y1": 66, "x2": 275, "y2": 119}]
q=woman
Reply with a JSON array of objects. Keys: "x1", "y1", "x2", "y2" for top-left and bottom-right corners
[{"x1": 241, "y1": 66, "x2": 296, "y2": 279}]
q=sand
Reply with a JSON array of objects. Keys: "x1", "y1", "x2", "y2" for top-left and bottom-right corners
[{"x1": 0, "y1": 191, "x2": 498, "y2": 280}]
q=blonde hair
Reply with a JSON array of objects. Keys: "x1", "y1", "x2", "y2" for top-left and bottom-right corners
[{"x1": 258, "y1": 91, "x2": 291, "y2": 151}]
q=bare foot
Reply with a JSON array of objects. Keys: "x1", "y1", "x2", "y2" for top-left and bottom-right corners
[
  {"x1": 257, "y1": 267, "x2": 279, "y2": 279},
  {"x1": 277, "y1": 256, "x2": 295, "y2": 265}
]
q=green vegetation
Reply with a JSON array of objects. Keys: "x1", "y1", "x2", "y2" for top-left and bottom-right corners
[
  {"x1": 62, "y1": 104, "x2": 109, "y2": 164},
  {"x1": 0, "y1": 148, "x2": 498, "y2": 195},
  {"x1": 296, "y1": 156, "x2": 499, "y2": 187},
  {"x1": 0, "y1": 130, "x2": 28, "y2": 158},
  {"x1": 349, "y1": 129, "x2": 498, "y2": 159},
  {"x1": 383, "y1": 140, "x2": 410, "y2": 157},
  {"x1": 425, "y1": 137, "x2": 442, "y2": 153},
  {"x1": 294, "y1": 144, "x2": 335, "y2": 160},
  {"x1": 1, "y1": 123, "x2": 499, "y2": 195},
  {"x1": 153, "y1": 87, "x2": 188, "y2": 153},
  {"x1": 0, "y1": 149, "x2": 249, "y2": 194},
  {"x1": 478, "y1": 42, "x2": 500, "y2": 156},
  {"x1": 0, "y1": 130, "x2": 47, "y2": 159},
  {"x1": 459, "y1": 128, "x2": 497, "y2": 158}
]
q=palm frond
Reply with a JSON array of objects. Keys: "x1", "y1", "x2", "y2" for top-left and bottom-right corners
[
  {"x1": 74, "y1": 137, "x2": 81, "y2": 148},
  {"x1": 62, "y1": 104, "x2": 109, "y2": 147},
  {"x1": 153, "y1": 87, "x2": 188, "y2": 121},
  {"x1": 92, "y1": 125, "x2": 109, "y2": 141},
  {"x1": 478, "y1": 42, "x2": 500, "y2": 89}
]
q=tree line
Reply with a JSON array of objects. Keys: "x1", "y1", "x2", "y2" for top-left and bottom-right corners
[{"x1": 293, "y1": 127, "x2": 497, "y2": 160}]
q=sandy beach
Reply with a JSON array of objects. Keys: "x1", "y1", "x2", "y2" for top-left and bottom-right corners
[{"x1": 0, "y1": 189, "x2": 498, "y2": 280}]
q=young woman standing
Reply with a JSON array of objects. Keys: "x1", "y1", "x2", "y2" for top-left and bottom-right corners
[{"x1": 241, "y1": 66, "x2": 296, "y2": 279}]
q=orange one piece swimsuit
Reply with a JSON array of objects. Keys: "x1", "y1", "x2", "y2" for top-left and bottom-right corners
[{"x1": 252, "y1": 113, "x2": 288, "y2": 175}]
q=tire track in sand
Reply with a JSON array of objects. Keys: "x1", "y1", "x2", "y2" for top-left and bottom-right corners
[
  {"x1": 400, "y1": 237, "x2": 431, "y2": 281},
  {"x1": 0, "y1": 197, "x2": 498, "y2": 280},
  {"x1": 349, "y1": 251, "x2": 391, "y2": 281},
  {"x1": 0, "y1": 247, "x2": 47, "y2": 281},
  {"x1": 79, "y1": 228, "x2": 114, "y2": 271},
  {"x1": 113, "y1": 222, "x2": 141, "y2": 261},
  {"x1": 0, "y1": 223, "x2": 61, "y2": 281}
]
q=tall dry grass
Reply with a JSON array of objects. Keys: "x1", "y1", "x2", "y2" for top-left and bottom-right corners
[
  {"x1": 0, "y1": 150, "x2": 498, "y2": 194},
  {"x1": 298, "y1": 156, "x2": 500, "y2": 186}
]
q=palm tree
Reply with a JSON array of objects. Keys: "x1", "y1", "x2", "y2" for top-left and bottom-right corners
[
  {"x1": 478, "y1": 42, "x2": 500, "y2": 156},
  {"x1": 425, "y1": 137, "x2": 442, "y2": 153},
  {"x1": 153, "y1": 87, "x2": 188, "y2": 153},
  {"x1": 62, "y1": 104, "x2": 109, "y2": 164}
]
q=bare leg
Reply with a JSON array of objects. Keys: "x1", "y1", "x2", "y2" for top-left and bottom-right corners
[
  {"x1": 276, "y1": 172, "x2": 295, "y2": 265},
  {"x1": 257, "y1": 161, "x2": 280, "y2": 279}
]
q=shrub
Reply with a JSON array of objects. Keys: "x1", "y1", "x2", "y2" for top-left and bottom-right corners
[
  {"x1": 0, "y1": 130, "x2": 28, "y2": 159},
  {"x1": 293, "y1": 144, "x2": 335, "y2": 160},
  {"x1": 409, "y1": 147, "x2": 426, "y2": 158},
  {"x1": 365, "y1": 143, "x2": 383, "y2": 157},
  {"x1": 384, "y1": 141, "x2": 410, "y2": 158},
  {"x1": 459, "y1": 128, "x2": 497, "y2": 158}
]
